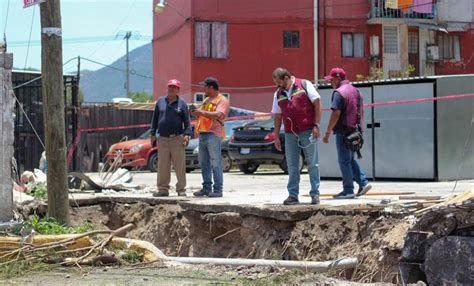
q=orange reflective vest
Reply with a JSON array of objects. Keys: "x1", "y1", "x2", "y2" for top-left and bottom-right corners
[{"x1": 195, "y1": 94, "x2": 225, "y2": 137}]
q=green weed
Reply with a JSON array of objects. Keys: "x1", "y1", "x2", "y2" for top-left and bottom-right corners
[
  {"x1": 121, "y1": 250, "x2": 144, "y2": 264},
  {"x1": 2, "y1": 214, "x2": 94, "y2": 236},
  {"x1": 26, "y1": 183, "x2": 47, "y2": 200}
]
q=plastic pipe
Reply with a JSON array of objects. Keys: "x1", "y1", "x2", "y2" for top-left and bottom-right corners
[{"x1": 166, "y1": 256, "x2": 358, "y2": 272}]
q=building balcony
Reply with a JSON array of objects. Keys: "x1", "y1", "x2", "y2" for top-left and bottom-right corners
[{"x1": 369, "y1": 0, "x2": 436, "y2": 24}]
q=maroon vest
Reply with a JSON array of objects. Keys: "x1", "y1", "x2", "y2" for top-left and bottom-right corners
[
  {"x1": 277, "y1": 78, "x2": 315, "y2": 133},
  {"x1": 334, "y1": 80, "x2": 363, "y2": 133}
]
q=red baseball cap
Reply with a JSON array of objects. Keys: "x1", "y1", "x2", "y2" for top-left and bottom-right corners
[
  {"x1": 167, "y1": 79, "x2": 181, "y2": 88},
  {"x1": 324, "y1": 68, "x2": 346, "y2": 81}
]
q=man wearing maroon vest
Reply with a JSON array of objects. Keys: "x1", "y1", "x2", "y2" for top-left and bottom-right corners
[
  {"x1": 271, "y1": 68, "x2": 322, "y2": 205},
  {"x1": 322, "y1": 68, "x2": 372, "y2": 199}
]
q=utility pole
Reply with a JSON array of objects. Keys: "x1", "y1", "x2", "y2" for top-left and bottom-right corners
[
  {"x1": 71, "y1": 56, "x2": 80, "y2": 171},
  {"x1": 39, "y1": 0, "x2": 70, "y2": 225},
  {"x1": 314, "y1": 0, "x2": 319, "y2": 85},
  {"x1": 124, "y1": 31, "x2": 131, "y2": 97}
]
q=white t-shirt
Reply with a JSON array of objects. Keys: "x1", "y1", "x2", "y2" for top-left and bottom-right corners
[{"x1": 271, "y1": 77, "x2": 321, "y2": 114}]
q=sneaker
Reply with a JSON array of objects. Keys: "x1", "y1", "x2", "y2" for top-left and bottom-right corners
[
  {"x1": 208, "y1": 192, "x2": 223, "y2": 198},
  {"x1": 193, "y1": 189, "x2": 210, "y2": 197},
  {"x1": 177, "y1": 191, "x2": 187, "y2": 197},
  {"x1": 356, "y1": 184, "x2": 372, "y2": 197},
  {"x1": 153, "y1": 191, "x2": 169, "y2": 197},
  {"x1": 283, "y1": 196, "x2": 299, "y2": 205},
  {"x1": 333, "y1": 192, "x2": 355, "y2": 199},
  {"x1": 311, "y1": 196, "x2": 320, "y2": 205}
]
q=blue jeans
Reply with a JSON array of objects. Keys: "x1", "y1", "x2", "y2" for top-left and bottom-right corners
[
  {"x1": 198, "y1": 133, "x2": 223, "y2": 193},
  {"x1": 284, "y1": 129, "x2": 320, "y2": 198},
  {"x1": 336, "y1": 133, "x2": 369, "y2": 194}
]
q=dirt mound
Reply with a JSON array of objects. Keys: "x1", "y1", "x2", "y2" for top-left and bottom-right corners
[
  {"x1": 287, "y1": 213, "x2": 408, "y2": 283},
  {"x1": 71, "y1": 202, "x2": 189, "y2": 255}
]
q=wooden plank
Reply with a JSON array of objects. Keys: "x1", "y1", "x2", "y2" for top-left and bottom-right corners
[
  {"x1": 399, "y1": 196, "x2": 442, "y2": 201},
  {"x1": 304, "y1": 192, "x2": 416, "y2": 197}
]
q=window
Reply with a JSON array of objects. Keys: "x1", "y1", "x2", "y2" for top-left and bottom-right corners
[
  {"x1": 194, "y1": 93, "x2": 230, "y2": 104},
  {"x1": 342, "y1": 33, "x2": 364, "y2": 58},
  {"x1": 194, "y1": 93, "x2": 205, "y2": 104},
  {"x1": 283, "y1": 31, "x2": 299, "y2": 48},
  {"x1": 384, "y1": 26, "x2": 398, "y2": 53},
  {"x1": 438, "y1": 35, "x2": 461, "y2": 61},
  {"x1": 408, "y1": 32, "x2": 419, "y2": 54},
  {"x1": 222, "y1": 93, "x2": 230, "y2": 102},
  {"x1": 194, "y1": 92, "x2": 230, "y2": 103},
  {"x1": 195, "y1": 22, "x2": 228, "y2": 59}
]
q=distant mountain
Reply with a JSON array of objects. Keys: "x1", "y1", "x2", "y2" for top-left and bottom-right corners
[{"x1": 80, "y1": 43, "x2": 153, "y2": 102}]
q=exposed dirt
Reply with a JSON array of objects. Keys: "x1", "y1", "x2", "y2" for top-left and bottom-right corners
[{"x1": 66, "y1": 202, "x2": 409, "y2": 284}]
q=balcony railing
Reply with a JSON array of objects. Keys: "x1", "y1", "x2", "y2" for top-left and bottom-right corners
[{"x1": 370, "y1": 0, "x2": 435, "y2": 20}]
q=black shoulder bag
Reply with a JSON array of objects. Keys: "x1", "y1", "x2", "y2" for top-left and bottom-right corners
[{"x1": 343, "y1": 91, "x2": 364, "y2": 159}]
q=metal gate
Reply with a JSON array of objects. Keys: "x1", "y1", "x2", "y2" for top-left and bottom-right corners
[{"x1": 372, "y1": 82, "x2": 435, "y2": 179}]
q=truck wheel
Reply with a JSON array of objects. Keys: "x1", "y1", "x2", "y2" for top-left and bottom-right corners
[
  {"x1": 238, "y1": 163, "x2": 259, "y2": 174},
  {"x1": 222, "y1": 152, "x2": 232, "y2": 172},
  {"x1": 148, "y1": 152, "x2": 158, "y2": 172},
  {"x1": 279, "y1": 153, "x2": 304, "y2": 174}
]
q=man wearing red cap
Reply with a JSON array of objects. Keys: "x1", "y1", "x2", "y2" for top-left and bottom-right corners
[
  {"x1": 150, "y1": 79, "x2": 192, "y2": 197},
  {"x1": 322, "y1": 68, "x2": 372, "y2": 199},
  {"x1": 271, "y1": 67, "x2": 322, "y2": 205}
]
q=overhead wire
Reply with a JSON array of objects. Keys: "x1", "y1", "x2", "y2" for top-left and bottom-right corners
[
  {"x1": 87, "y1": 0, "x2": 138, "y2": 59},
  {"x1": 23, "y1": 5, "x2": 36, "y2": 70},
  {"x1": 80, "y1": 56, "x2": 276, "y2": 90},
  {"x1": 9, "y1": 35, "x2": 152, "y2": 47}
]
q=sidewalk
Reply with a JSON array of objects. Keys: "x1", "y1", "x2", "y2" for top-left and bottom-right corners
[{"x1": 61, "y1": 171, "x2": 473, "y2": 210}]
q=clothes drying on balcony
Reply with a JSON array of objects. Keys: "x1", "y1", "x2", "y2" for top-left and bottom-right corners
[
  {"x1": 385, "y1": 0, "x2": 398, "y2": 10},
  {"x1": 398, "y1": 0, "x2": 414, "y2": 12},
  {"x1": 385, "y1": 0, "x2": 432, "y2": 13},
  {"x1": 412, "y1": 0, "x2": 433, "y2": 14}
]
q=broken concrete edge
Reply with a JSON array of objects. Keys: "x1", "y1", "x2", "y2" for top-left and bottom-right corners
[
  {"x1": 66, "y1": 196, "x2": 407, "y2": 222},
  {"x1": 0, "y1": 52, "x2": 15, "y2": 222}
]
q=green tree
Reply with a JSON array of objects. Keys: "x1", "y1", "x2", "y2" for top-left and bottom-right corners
[{"x1": 129, "y1": 91, "x2": 154, "y2": 103}]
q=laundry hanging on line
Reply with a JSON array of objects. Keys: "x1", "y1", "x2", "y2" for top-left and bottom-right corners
[
  {"x1": 398, "y1": 0, "x2": 414, "y2": 11},
  {"x1": 412, "y1": 0, "x2": 433, "y2": 14},
  {"x1": 385, "y1": 0, "x2": 399, "y2": 9}
]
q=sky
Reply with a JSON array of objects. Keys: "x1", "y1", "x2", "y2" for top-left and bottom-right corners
[{"x1": 1, "y1": 0, "x2": 153, "y2": 73}]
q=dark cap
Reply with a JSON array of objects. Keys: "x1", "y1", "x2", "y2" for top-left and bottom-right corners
[{"x1": 200, "y1": 77, "x2": 219, "y2": 90}]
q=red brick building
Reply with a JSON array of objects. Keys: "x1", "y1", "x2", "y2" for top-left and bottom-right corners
[{"x1": 153, "y1": 0, "x2": 474, "y2": 111}]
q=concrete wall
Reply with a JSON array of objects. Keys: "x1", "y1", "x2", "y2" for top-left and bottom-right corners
[
  {"x1": 153, "y1": 0, "x2": 318, "y2": 111},
  {"x1": 0, "y1": 53, "x2": 14, "y2": 222},
  {"x1": 190, "y1": 0, "x2": 315, "y2": 111},
  {"x1": 419, "y1": 28, "x2": 436, "y2": 76},
  {"x1": 319, "y1": 0, "x2": 373, "y2": 80},
  {"x1": 153, "y1": 0, "x2": 193, "y2": 102},
  {"x1": 437, "y1": 0, "x2": 473, "y2": 23}
]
